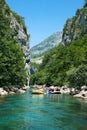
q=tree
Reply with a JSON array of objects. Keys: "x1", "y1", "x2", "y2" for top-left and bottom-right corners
[
  {"x1": 67, "y1": 65, "x2": 87, "y2": 90},
  {"x1": 0, "y1": 1, "x2": 27, "y2": 87}
]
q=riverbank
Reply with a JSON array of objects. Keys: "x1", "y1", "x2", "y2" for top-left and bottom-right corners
[
  {"x1": 74, "y1": 90, "x2": 87, "y2": 99},
  {"x1": 0, "y1": 85, "x2": 29, "y2": 96},
  {"x1": 1, "y1": 84, "x2": 87, "y2": 101},
  {"x1": 61, "y1": 85, "x2": 87, "y2": 100},
  {"x1": 45, "y1": 85, "x2": 87, "y2": 100}
]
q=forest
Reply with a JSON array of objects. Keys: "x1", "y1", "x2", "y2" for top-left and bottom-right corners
[{"x1": 30, "y1": 35, "x2": 87, "y2": 90}]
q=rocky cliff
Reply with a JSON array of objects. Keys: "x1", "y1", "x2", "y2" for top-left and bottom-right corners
[
  {"x1": 30, "y1": 31, "x2": 62, "y2": 58},
  {"x1": 1, "y1": 0, "x2": 30, "y2": 86},
  {"x1": 62, "y1": 3, "x2": 87, "y2": 45},
  {"x1": 10, "y1": 12, "x2": 30, "y2": 81}
]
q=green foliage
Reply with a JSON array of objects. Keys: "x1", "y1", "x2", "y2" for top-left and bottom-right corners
[
  {"x1": 0, "y1": 40, "x2": 27, "y2": 86},
  {"x1": 30, "y1": 2, "x2": 87, "y2": 88},
  {"x1": 30, "y1": 35, "x2": 87, "y2": 89},
  {"x1": 0, "y1": 0, "x2": 5, "y2": 6},
  {"x1": 0, "y1": 0, "x2": 27, "y2": 87},
  {"x1": 67, "y1": 65, "x2": 87, "y2": 90},
  {"x1": 30, "y1": 62, "x2": 40, "y2": 73},
  {"x1": 30, "y1": 70, "x2": 47, "y2": 85}
]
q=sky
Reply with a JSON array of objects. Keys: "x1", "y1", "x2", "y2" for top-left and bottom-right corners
[{"x1": 6, "y1": 0, "x2": 84, "y2": 48}]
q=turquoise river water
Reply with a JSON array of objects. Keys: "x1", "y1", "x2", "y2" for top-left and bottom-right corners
[{"x1": 0, "y1": 91, "x2": 87, "y2": 130}]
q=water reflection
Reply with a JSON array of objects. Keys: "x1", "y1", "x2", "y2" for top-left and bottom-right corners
[
  {"x1": 32, "y1": 94, "x2": 44, "y2": 99},
  {"x1": 0, "y1": 93, "x2": 87, "y2": 130}
]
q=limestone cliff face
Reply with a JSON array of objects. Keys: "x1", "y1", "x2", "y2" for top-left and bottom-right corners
[
  {"x1": 62, "y1": 4, "x2": 87, "y2": 45},
  {"x1": 10, "y1": 13, "x2": 30, "y2": 65},
  {"x1": 3, "y1": 0, "x2": 30, "y2": 84},
  {"x1": 10, "y1": 12, "x2": 30, "y2": 84}
]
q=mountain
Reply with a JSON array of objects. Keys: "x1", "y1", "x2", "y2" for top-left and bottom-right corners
[
  {"x1": 30, "y1": 35, "x2": 87, "y2": 87},
  {"x1": 62, "y1": 2, "x2": 87, "y2": 45},
  {"x1": 30, "y1": 2, "x2": 87, "y2": 88},
  {"x1": 30, "y1": 31, "x2": 62, "y2": 58},
  {"x1": 0, "y1": 0, "x2": 30, "y2": 87}
]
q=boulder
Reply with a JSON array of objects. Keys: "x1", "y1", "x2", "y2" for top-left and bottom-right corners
[
  {"x1": 74, "y1": 93, "x2": 83, "y2": 98},
  {"x1": 17, "y1": 89, "x2": 26, "y2": 94},
  {"x1": 0, "y1": 88, "x2": 8, "y2": 96},
  {"x1": 74, "y1": 90, "x2": 87, "y2": 99},
  {"x1": 9, "y1": 91, "x2": 15, "y2": 95},
  {"x1": 22, "y1": 85, "x2": 29, "y2": 90}
]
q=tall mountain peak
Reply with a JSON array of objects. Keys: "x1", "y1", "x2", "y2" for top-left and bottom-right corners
[{"x1": 30, "y1": 31, "x2": 62, "y2": 58}]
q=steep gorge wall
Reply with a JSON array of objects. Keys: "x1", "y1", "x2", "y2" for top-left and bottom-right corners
[
  {"x1": 10, "y1": 12, "x2": 30, "y2": 77},
  {"x1": 62, "y1": 4, "x2": 87, "y2": 45},
  {"x1": 2, "y1": 0, "x2": 30, "y2": 85}
]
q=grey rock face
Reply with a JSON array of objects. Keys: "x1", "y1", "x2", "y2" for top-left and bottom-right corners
[
  {"x1": 10, "y1": 12, "x2": 30, "y2": 85},
  {"x1": 62, "y1": 6, "x2": 87, "y2": 45},
  {"x1": 30, "y1": 31, "x2": 62, "y2": 58}
]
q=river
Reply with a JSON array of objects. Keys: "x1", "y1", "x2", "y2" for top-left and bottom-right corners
[{"x1": 0, "y1": 91, "x2": 87, "y2": 130}]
